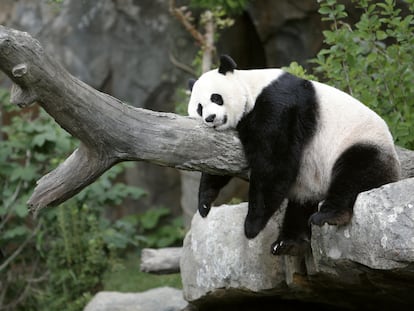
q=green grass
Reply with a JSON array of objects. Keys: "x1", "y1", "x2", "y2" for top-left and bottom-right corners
[{"x1": 103, "y1": 253, "x2": 182, "y2": 292}]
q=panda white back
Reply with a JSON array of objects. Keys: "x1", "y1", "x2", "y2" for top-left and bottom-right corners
[{"x1": 289, "y1": 80, "x2": 398, "y2": 203}]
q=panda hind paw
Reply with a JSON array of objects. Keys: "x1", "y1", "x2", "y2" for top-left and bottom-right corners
[
  {"x1": 308, "y1": 208, "x2": 352, "y2": 227},
  {"x1": 271, "y1": 238, "x2": 310, "y2": 256}
]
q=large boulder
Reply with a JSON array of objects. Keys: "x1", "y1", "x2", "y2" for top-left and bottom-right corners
[
  {"x1": 180, "y1": 202, "x2": 285, "y2": 301},
  {"x1": 180, "y1": 178, "x2": 414, "y2": 310}
]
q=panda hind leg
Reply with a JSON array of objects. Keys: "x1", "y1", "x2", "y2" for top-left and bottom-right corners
[
  {"x1": 309, "y1": 143, "x2": 399, "y2": 227},
  {"x1": 271, "y1": 201, "x2": 318, "y2": 256}
]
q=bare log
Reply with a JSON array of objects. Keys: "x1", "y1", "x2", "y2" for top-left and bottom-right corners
[
  {"x1": 140, "y1": 247, "x2": 182, "y2": 274},
  {"x1": 0, "y1": 26, "x2": 413, "y2": 215},
  {"x1": 0, "y1": 26, "x2": 247, "y2": 214}
]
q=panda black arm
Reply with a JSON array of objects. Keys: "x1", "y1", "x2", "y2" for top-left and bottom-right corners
[
  {"x1": 238, "y1": 108, "x2": 301, "y2": 239},
  {"x1": 198, "y1": 173, "x2": 232, "y2": 217},
  {"x1": 237, "y1": 73, "x2": 318, "y2": 239}
]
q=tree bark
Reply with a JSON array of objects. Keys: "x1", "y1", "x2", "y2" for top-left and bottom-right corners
[
  {"x1": 0, "y1": 26, "x2": 413, "y2": 215},
  {"x1": 0, "y1": 26, "x2": 247, "y2": 214}
]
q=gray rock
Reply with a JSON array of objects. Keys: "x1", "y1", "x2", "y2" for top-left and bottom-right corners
[
  {"x1": 397, "y1": 146, "x2": 414, "y2": 178},
  {"x1": 312, "y1": 177, "x2": 414, "y2": 271},
  {"x1": 247, "y1": 0, "x2": 322, "y2": 68},
  {"x1": 180, "y1": 202, "x2": 287, "y2": 302},
  {"x1": 180, "y1": 178, "x2": 414, "y2": 309},
  {"x1": 83, "y1": 287, "x2": 187, "y2": 311}
]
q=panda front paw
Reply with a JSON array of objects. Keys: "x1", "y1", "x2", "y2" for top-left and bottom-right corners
[
  {"x1": 244, "y1": 206, "x2": 277, "y2": 239},
  {"x1": 244, "y1": 220, "x2": 261, "y2": 239},
  {"x1": 244, "y1": 213, "x2": 268, "y2": 239},
  {"x1": 198, "y1": 201, "x2": 211, "y2": 218},
  {"x1": 271, "y1": 238, "x2": 310, "y2": 256}
]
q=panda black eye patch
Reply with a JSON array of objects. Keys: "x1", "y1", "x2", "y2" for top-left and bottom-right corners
[
  {"x1": 197, "y1": 103, "x2": 203, "y2": 116},
  {"x1": 211, "y1": 93, "x2": 223, "y2": 106}
]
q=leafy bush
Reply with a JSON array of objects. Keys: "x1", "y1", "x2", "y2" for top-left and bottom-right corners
[
  {"x1": 312, "y1": 0, "x2": 414, "y2": 148},
  {"x1": 37, "y1": 204, "x2": 110, "y2": 311},
  {"x1": 137, "y1": 207, "x2": 185, "y2": 248},
  {"x1": 0, "y1": 94, "x2": 157, "y2": 311},
  {"x1": 0, "y1": 91, "x2": 78, "y2": 310}
]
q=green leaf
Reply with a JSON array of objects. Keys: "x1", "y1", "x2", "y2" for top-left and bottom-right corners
[
  {"x1": 10, "y1": 165, "x2": 38, "y2": 182},
  {"x1": 319, "y1": 6, "x2": 332, "y2": 15},
  {"x1": 3, "y1": 225, "x2": 29, "y2": 240},
  {"x1": 139, "y1": 208, "x2": 170, "y2": 230},
  {"x1": 376, "y1": 30, "x2": 387, "y2": 40},
  {"x1": 15, "y1": 201, "x2": 29, "y2": 218}
]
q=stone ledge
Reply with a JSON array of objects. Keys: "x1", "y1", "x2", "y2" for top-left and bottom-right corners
[{"x1": 180, "y1": 178, "x2": 414, "y2": 310}]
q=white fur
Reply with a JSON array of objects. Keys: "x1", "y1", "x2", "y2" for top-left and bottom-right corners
[
  {"x1": 290, "y1": 81, "x2": 398, "y2": 202},
  {"x1": 188, "y1": 69, "x2": 399, "y2": 202},
  {"x1": 188, "y1": 69, "x2": 284, "y2": 130}
]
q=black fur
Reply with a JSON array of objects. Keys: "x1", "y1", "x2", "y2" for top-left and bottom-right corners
[
  {"x1": 188, "y1": 78, "x2": 196, "y2": 91},
  {"x1": 309, "y1": 143, "x2": 399, "y2": 226},
  {"x1": 236, "y1": 72, "x2": 318, "y2": 239},
  {"x1": 211, "y1": 93, "x2": 224, "y2": 106},
  {"x1": 218, "y1": 55, "x2": 237, "y2": 74},
  {"x1": 271, "y1": 200, "x2": 318, "y2": 255},
  {"x1": 197, "y1": 103, "x2": 203, "y2": 117},
  {"x1": 198, "y1": 173, "x2": 232, "y2": 217}
]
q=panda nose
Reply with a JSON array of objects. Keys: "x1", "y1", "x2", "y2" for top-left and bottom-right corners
[{"x1": 205, "y1": 114, "x2": 216, "y2": 123}]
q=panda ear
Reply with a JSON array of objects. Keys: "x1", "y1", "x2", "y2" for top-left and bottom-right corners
[
  {"x1": 218, "y1": 55, "x2": 237, "y2": 75},
  {"x1": 188, "y1": 78, "x2": 196, "y2": 91}
]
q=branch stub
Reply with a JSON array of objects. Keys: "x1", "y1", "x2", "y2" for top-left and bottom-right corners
[{"x1": 12, "y1": 63, "x2": 28, "y2": 77}]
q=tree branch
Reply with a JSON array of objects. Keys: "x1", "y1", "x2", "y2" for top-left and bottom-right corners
[
  {"x1": 169, "y1": 0, "x2": 205, "y2": 47},
  {"x1": 0, "y1": 26, "x2": 413, "y2": 215},
  {"x1": 0, "y1": 26, "x2": 247, "y2": 214}
]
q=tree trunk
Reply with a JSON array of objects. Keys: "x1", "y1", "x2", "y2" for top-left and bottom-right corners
[
  {"x1": 0, "y1": 26, "x2": 247, "y2": 214},
  {"x1": 0, "y1": 26, "x2": 413, "y2": 217}
]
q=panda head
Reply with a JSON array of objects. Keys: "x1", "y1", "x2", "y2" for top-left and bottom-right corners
[{"x1": 188, "y1": 55, "x2": 248, "y2": 130}]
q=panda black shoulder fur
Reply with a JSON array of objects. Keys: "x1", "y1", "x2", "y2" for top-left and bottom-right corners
[{"x1": 188, "y1": 55, "x2": 400, "y2": 256}]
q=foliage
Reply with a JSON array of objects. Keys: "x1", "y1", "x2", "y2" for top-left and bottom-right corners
[
  {"x1": 34, "y1": 203, "x2": 183, "y2": 311},
  {"x1": 36, "y1": 204, "x2": 109, "y2": 311},
  {"x1": 282, "y1": 61, "x2": 317, "y2": 81},
  {"x1": 101, "y1": 206, "x2": 185, "y2": 253},
  {"x1": 103, "y1": 254, "x2": 182, "y2": 293},
  {"x1": 0, "y1": 93, "x2": 179, "y2": 311},
  {"x1": 174, "y1": 87, "x2": 191, "y2": 116},
  {"x1": 0, "y1": 93, "x2": 78, "y2": 311},
  {"x1": 312, "y1": 0, "x2": 414, "y2": 148},
  {"x1": 137, "y1": 207, "x2": 185, "y2": 248},
  {"x1": 174, "y1": 0, "x2": 250, "y2": 115},
  {"x1": 190, "y1": 0, "x2": 250, "y2": 15}
]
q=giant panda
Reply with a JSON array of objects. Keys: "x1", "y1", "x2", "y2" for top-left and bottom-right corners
[{"x1": 187, "y1": 55, "x2": 400, "y2": 256}]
